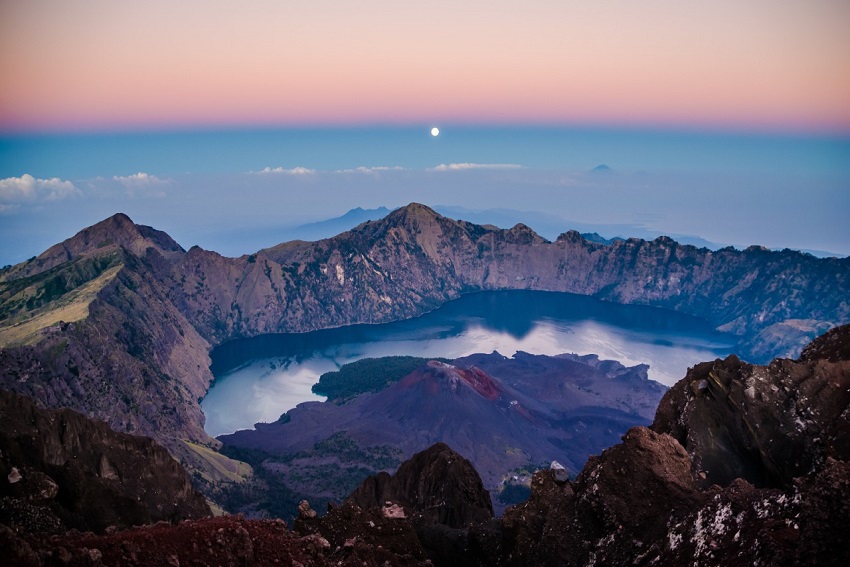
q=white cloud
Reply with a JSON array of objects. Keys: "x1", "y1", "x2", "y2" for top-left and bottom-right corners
[
  {"x1": 112, "y1": 172, "x2": 167, "y2": 186},
  {"x1": 431, "y1": 163, "x2": 523, "y2": 171},
  {"x1": 256, "y1": 166, "x2": 316, "y2": 175},
  {"x1": 0, "y1": 174, "x2": 80, "y2": 208},
  {"x1": 336, "y1": 166, "x2": 405, "y2": 174},
  {"x1": 112, "y1": 172, "x2": 168, "y2": 197}
]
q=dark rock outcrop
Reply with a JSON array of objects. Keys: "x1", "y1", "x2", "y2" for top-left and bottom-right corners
[
  {"x1": 652, "y1": 329, "x2": 850, "y2": 489},
  {"x1": 347, "y1": 442, "x2": 494, "y2": 529},
  {"x1": 298, "y1": 442, "x2": 497, "y2": 567},
  {"x1": 497, "y1": 324, "x2": 850, "y2": 566},
  {"x1": 0, "y1": 390, "x2": 211, "y2": 534}
]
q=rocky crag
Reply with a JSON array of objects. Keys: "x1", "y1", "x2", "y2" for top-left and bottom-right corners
[
  {"x1": 495, "y1": 323, "x2": 850, "y2": 566},
  {"x1": 0, "y1": 204, "x2": 847, "y2": 485},
  {"x1": 0, "y1": 389, "x2": 210, "y2": 536},
  {"x1": 4, "y1": 326, "x2": 849, "y2": 565}
]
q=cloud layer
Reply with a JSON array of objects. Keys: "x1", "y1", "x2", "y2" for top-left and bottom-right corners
[
  {"x1": 0, "y1": 174, "x2": 79, "y2": 210},
  {"x1": 257, "y1": 166, "x2": 316, "y2": 175},
  {"x1": 431, "y1": 163, "x2": 522, "y2": 171}
]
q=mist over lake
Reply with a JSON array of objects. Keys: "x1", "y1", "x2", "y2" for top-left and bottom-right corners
[{"x1": 202, "y1": 290, "x2": 736, "y2": 437}]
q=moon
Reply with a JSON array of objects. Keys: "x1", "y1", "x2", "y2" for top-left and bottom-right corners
[{"x1": 430, "y1": 127, "x2": 440, "y2": 137}]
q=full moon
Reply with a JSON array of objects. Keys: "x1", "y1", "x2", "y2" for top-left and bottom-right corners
[{"x1": 430, "y1": 127, "x2": 440, "y2": 137}]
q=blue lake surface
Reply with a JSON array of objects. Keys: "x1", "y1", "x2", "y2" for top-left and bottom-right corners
[{"x1": 202, "y1": 290, "x2": 737, "y2": 437}]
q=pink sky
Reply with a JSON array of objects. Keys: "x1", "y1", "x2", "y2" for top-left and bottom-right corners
[{"x1": 1, "y1": 0, "x2": 849, "y2": 134}]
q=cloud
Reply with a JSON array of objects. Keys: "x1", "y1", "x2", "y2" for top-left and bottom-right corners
[
  {"x1": 112, "y1": 172, "x2": 167, "y2": 186},
  {"x1": 256, "y1": 166, "x2": 316, "y2": 175},
  {"x1": 112, "y1": 172, "x2": 168, "y2": 197},
  {"x1": 431, "y1": 163, "x2": 523, "y2": 171},
  {"x1": 0, "y1": 174, "x2": 80, "y2": 209},
  {"x1": 335, "y1": 166, "x2": 405, "y2": 174}
]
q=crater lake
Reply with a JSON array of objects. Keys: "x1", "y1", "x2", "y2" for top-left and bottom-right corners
[{"x1": 202, "y1": 290, "x2": 737, "y2": 437}]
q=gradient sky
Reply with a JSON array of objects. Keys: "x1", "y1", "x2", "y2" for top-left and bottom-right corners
[{"x1": 2, "y1": 0, "x2": 849, "y2": 133}]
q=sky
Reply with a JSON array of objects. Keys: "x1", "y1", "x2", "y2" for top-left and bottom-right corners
[
  {"x1": 0, "y1": 1, "x2": 849, "y2": 266},
  {"x1": 1, "y1": 0, "x2": 849, "y2": 134}
]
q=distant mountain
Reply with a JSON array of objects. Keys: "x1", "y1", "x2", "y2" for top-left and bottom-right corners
[
  {"x1": 220, "y1": 351, "x2": 666, "y2": 511},
  {"x1": 287, "y1": 206, "x2": 393, "y2": 241},
  {"x1": 431, "y1": 204, "x2": 722, "y2": 249},
  {"x1": 580, "y1": 232, "x2": 625, "y2": 245},
  {"x1": 1, "y1": 203, "x2": 848, "y2": 499}
]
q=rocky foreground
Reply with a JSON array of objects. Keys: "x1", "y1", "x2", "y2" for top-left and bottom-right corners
[{"x1": 3, "y1": 325, "x2": 848, "y2": 566}]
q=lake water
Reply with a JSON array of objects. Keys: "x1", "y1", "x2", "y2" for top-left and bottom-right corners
[{"x1": 202, "y1": 290, "x2": 737, "y2": 437}]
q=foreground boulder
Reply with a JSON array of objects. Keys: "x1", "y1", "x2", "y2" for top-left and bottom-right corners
[
  {"x1": 297, "y1": 442, "x2": 497, "y2": 566},
  {"x1": 346, "y1": 441, "x2": 494, "y2": 528}
]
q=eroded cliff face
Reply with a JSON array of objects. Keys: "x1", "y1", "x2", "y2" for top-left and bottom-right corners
[
  {"x1": 0, "y1": 204, "x2": 847, "y2": 477},
  {"x1": 0, "y1": 248, "x2": 213, "y2": 451},
  {"x1": 170, "y1": 204, "x2": 850, "y2": 360}
]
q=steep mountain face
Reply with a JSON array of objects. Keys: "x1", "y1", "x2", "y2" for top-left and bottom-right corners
[
  {"x1": 219, "y1": 352, "x2": 665, "y2": 509},
  {"x1": 0, "y1": 204, "x2": 847, "y2": 489},
  {"x1": 170, "y1": 203, "x2": 849, "y2": 358},
  {"x1": 0, "y1": 390, "x2": 210, "y2": 535},
  {"x1": 496, "y1": 324, "x2": 850, "y2": 566},
  {"x1": 0, "y1": 247, "x2": 213, "y2": 451}
]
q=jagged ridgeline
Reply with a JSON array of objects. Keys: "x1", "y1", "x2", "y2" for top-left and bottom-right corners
[{"x1": 0, "y1": 204, "x2": 848, "y2": 496}]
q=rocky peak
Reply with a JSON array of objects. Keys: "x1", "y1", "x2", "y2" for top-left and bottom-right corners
[
  {"x1": 555, "y1": 229, "x2": 586, "y2": 244},
  {"x1": 390, "y1": 202, "x2": 439, "y2": 218},
  {"x1": 651, "y1": 324, "x2": 850, "y2": 489},
  {"x1": 383, "y1": 202, "x2": 442, "y2": 228},
  {"x1": 799, "y1": 323, "x2": 850, "y2": 362},
  {"x1": 9, "y1": 213, "x2": 184, "y2": 279},
  {"x1": 347, "y1": 442, "x2": 494, "y2": 529}
]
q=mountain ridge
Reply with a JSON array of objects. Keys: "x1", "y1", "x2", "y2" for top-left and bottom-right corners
[{"x1": 0, "y1": 203, "x2": 848, "y2": 488}]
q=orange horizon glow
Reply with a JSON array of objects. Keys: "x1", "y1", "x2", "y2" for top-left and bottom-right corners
[{"x1": 2, "y1": 1, "x2": 849, "y2": 136}]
